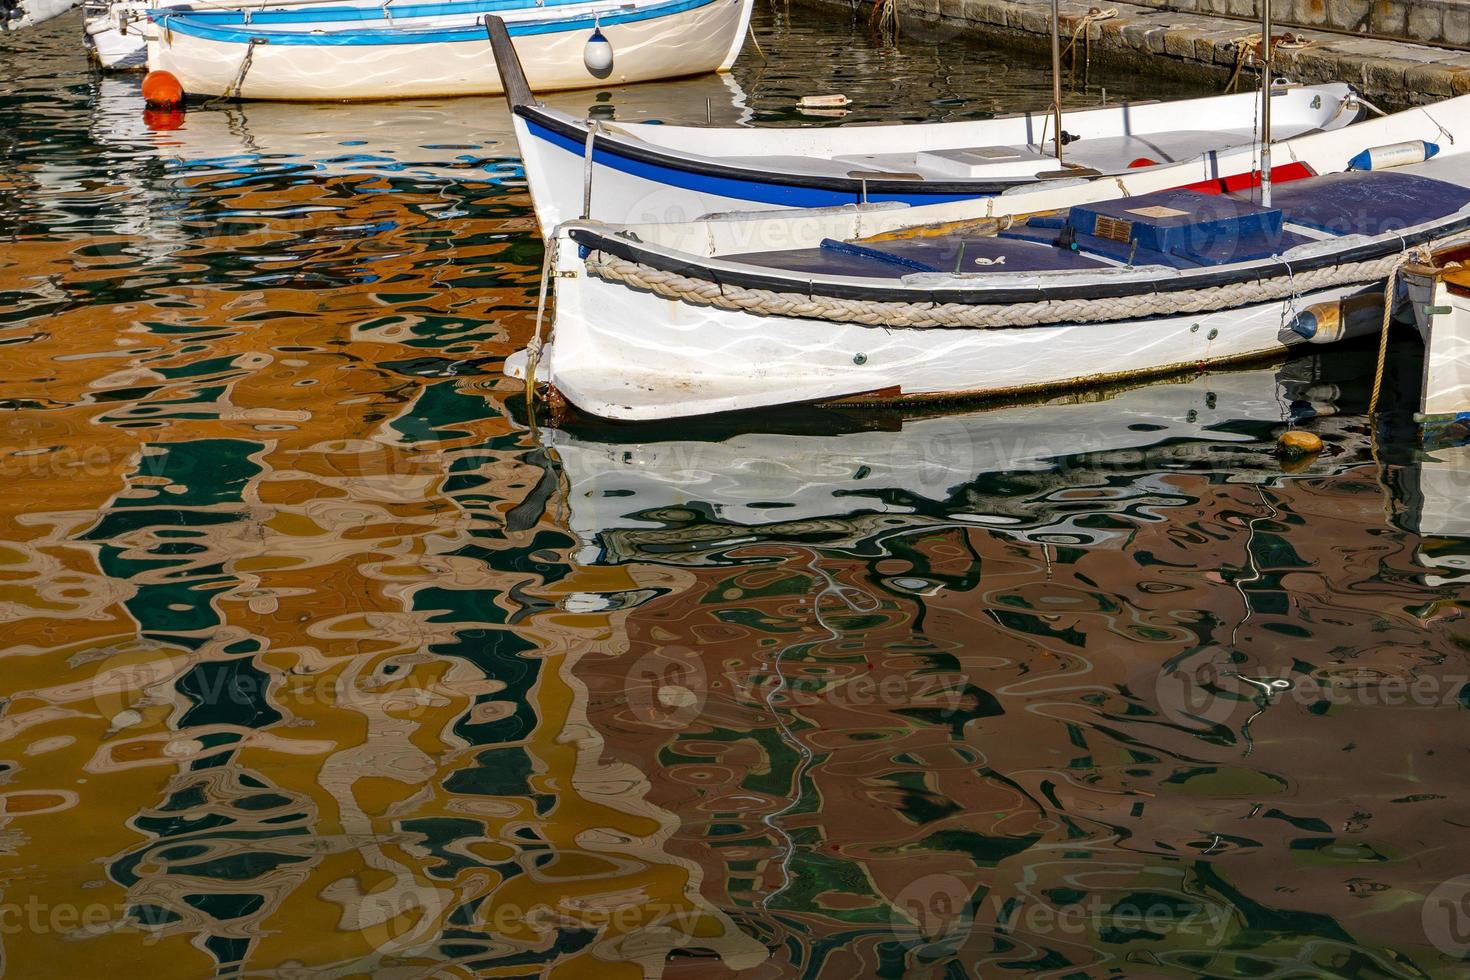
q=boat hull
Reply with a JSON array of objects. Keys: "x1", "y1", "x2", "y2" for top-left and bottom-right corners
[
  {"x1": 509, "y1": 84, "x2": 1359, "y2": 231},
  {"x1": 4, "y1": 0, "x2": 79, "y2": 29},
  {"x1": 1404, "y1": 264, "x2": 1470, "y2": 420},
  {"x1": 88, "y1": 0, "x2": 400, "y2": 70},
  {"x1": 516, "y1": 255, "x2": 1389, "y2": 421},
  {"x1": 146, "y1": 0, "x2": 751, "y2": 100}
]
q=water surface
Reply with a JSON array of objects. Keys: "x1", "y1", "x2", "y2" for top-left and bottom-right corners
[{"x1": 1, "y1": 7, "x2": 1469, "y2": 977}]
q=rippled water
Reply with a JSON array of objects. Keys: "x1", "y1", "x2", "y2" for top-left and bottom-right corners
[{"x1": 2, "y1": 5, "x2": 1470, "y2": 977}]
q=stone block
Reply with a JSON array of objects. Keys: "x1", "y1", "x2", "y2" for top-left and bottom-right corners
[
  {"x1": 1192, "y1": 32, "x2": 1225, "y2": 62},
  {"x1": 1326, "y1": 0, "x2": 1372, "y2": 31},
  {"x1": 1290, "y1": 47, "x2": 1341, "y2": 82},
  {"x1": 985, "y1": 0, "x2": 1019, "y2": 25},
  {"x1": 1097, "y1": 17, "x2": 1130, "y2": 45},
  {"x1": 1370, "y1": 0, "x2": 1408, "y2": 36},
  {"x1": 1211, "y1": 36, "x2": 1246, "y2": 66},
  {"x1": 1407, "y1": 4, "x2": 1444, "y2": 43},
  {"x1": 1163, "y1": 26, "x2": 1204, "y2": 59},
  {"x1": 1356, "y1": 55, "x2": 1408, "y2": 95},
  {"x1": 1447, "y1": 8, "x2": 1470, "y2": 46},
  {"x1": 1119, "y1": 19, "x2": 1157, "y2": 49},
  {"x1": 1012, "y1": 4, "x2": 1050, "y2": 33},
  {"x1": 1294, "y1": 0, "x2": 1330, "y2": 26},
  {"x1": 1405, "y1": 62, "x2": 1455, "y2": 96}
]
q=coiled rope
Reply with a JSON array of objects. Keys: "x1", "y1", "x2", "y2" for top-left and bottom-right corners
[
  {"x1": 1226, "y1": 32, "x2": 1310, "y2": 92},
  {"x1": 585, "y1": 248, "x2": 1412, "y2": 330},
  {"x1": 1063, "y1": 6, "x2": 1117, "y2": 76}
]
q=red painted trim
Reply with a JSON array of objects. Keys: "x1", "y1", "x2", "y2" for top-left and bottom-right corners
[{"x1": 1175, "y1": 161, "x2": 1317, "y2": 196}]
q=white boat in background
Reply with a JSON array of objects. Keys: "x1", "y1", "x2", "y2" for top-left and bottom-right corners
[
  {"x1": 85, "y1": 0, "x2": 654, "y2": 71},
  {"x1": 486, "y1": 14, "x2": 1363, "y2": 231},
  {"x1": 508, "y1": 96, "x2": 1470, "y2": 422},
  {"x1": 144, "y1": 0, "x2": 753, "y2": 101},
  {"x1": 5, "y1": 0, "x2": 79, "y2": 30}
]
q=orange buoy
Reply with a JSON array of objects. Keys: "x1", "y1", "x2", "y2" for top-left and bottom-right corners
[
  {"x1": 1277, "y1": 430, "x2": 1323, "y2": 457},
  {"x1": 141, "y1": 70, "x2": 184, "y2": 109}
]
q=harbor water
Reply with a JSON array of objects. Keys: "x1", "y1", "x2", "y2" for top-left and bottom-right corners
[{"x1": 2, "y1": 6, "x2": 1469, "y2": 977}]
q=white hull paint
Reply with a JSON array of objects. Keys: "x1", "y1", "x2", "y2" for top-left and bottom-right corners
[
  {"x1": 5, "y1": 0, "x2": 78, "y2": 29},
  {"x1": 1405, "y1": 266, "x2": 1470, "y2": 420},
  {"x1": 525, "y1": 273, "x2": 1385, "y2": 420},
  {"x1": 146, "y1": 0, "x2": 752, "y2": 100},
  {"x1": 86, "y1": 0, "x2": 394, "y2": 70},
  {"x1": 514, "y1": 110, "x2": 759, "y2": 229},
  {"x1": 598, "y1": 98, "x2": 1470, "y2": 258},
  {"x1": 510, "y1": 95, "x2": 1470, "y2": 421},
  {"x1": 510, "y1": 84, "x2": 1359, "y2": 231}
]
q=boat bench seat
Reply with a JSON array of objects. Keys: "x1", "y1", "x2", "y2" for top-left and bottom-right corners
[
  {"x1": 723, "y1": 170, "x2": 1470, "y2": 284},
  {"x1": 726, "y1": 234, "x2": 1111, "y2": 279},
  {"x1": 1066, "y1": 130, "x2": 1258, "y2": 171},
  {"x1": 1227, "y1": 170, "x2": 1470, "y2": 236}
]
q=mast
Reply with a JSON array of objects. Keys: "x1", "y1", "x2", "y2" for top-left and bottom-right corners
[
  {"x1": 1051, "y1": 0, "x2": 1064, "y2": 165},
  {"x1": 1260, "y1": 0, "x2": 1273, "y2": 206}
]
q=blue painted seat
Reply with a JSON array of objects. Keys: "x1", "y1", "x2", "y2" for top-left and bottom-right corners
[
  {"x1": 1228, "y1": 170, "x2": 1470, "y2": 237},
  {"x1": 725, "y1": 170, "x2": 1470, "y2": 283},
  {"x1": 726, "y1": 234, "x2": 1110, "y2": 280}
]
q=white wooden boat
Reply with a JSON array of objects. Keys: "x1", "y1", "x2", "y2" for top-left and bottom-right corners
[
  {"x1": 86, "y1": 0, "x2": 667, "y2": 70},
  {"x1": 508, "y1": 96, "x2": 1470, "y2": 422},
  {"x1": 5, "y1": 0, "x2": 79, "y2": 29},
  {"x1": 1403, "y1": 247, "x2": 1470, "y2": 423},
  {"x1": 144, "y1": 0, "x2": 753, "y2": 100},
  {"x1": 486, "y1": 14, "x2": 1363, "y2": 232}
]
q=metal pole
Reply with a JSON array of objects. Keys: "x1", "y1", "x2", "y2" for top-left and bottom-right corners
[
  {"x1": 1051, "y1": 0, "x2": 1064, "y2": 165},
  {"x1": 1260, "y1": 0, "x2": 1273, "y2": 207}
]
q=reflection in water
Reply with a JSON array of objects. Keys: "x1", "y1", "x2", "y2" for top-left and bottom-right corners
[
  {"x1": 2, "y1": 5, "x2": 1469, "y2": 978},
  {"x1": 552, "y1": 356, "x2": 1470, "y2": 975}
]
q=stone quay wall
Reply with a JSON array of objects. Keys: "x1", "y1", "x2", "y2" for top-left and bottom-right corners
[{"x1": 798, "y1": 0, "x2": 1470, "y2": 106}]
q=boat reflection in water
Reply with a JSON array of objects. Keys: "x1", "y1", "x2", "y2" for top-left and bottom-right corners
[
  {"x1": 541, "y1": 353, "x2": 1470, "y2": 976},
  {"x1": 89, "y1": 71, "x2": 752, "y2": 177},
  {"x1": 1401, "y1": 430, "x2": 1470, "y2": 583}
]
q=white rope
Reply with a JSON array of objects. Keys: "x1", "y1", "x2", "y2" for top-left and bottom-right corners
[
  {"x1": 525, "y1": 236, "x2": 558, "y2": 416},
  {"x1": 586, "y1": 248, "x2": 1416, "y2": 330}
]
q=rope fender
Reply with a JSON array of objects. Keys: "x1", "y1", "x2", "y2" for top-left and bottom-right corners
[{"x1": 583, "y1": 249, "x2": 1413, "y2": 330}]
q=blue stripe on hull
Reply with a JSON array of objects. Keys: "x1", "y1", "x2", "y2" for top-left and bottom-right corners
[
  {"x1": 174, "y1": 0, "x2": 592, "y2": 27},
  {"x1": 525, "y1": 117, "x2": 987, "y2": 209},
  {"x1": 159, "y1": 0, "x2": 713, "y2": 45}
]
